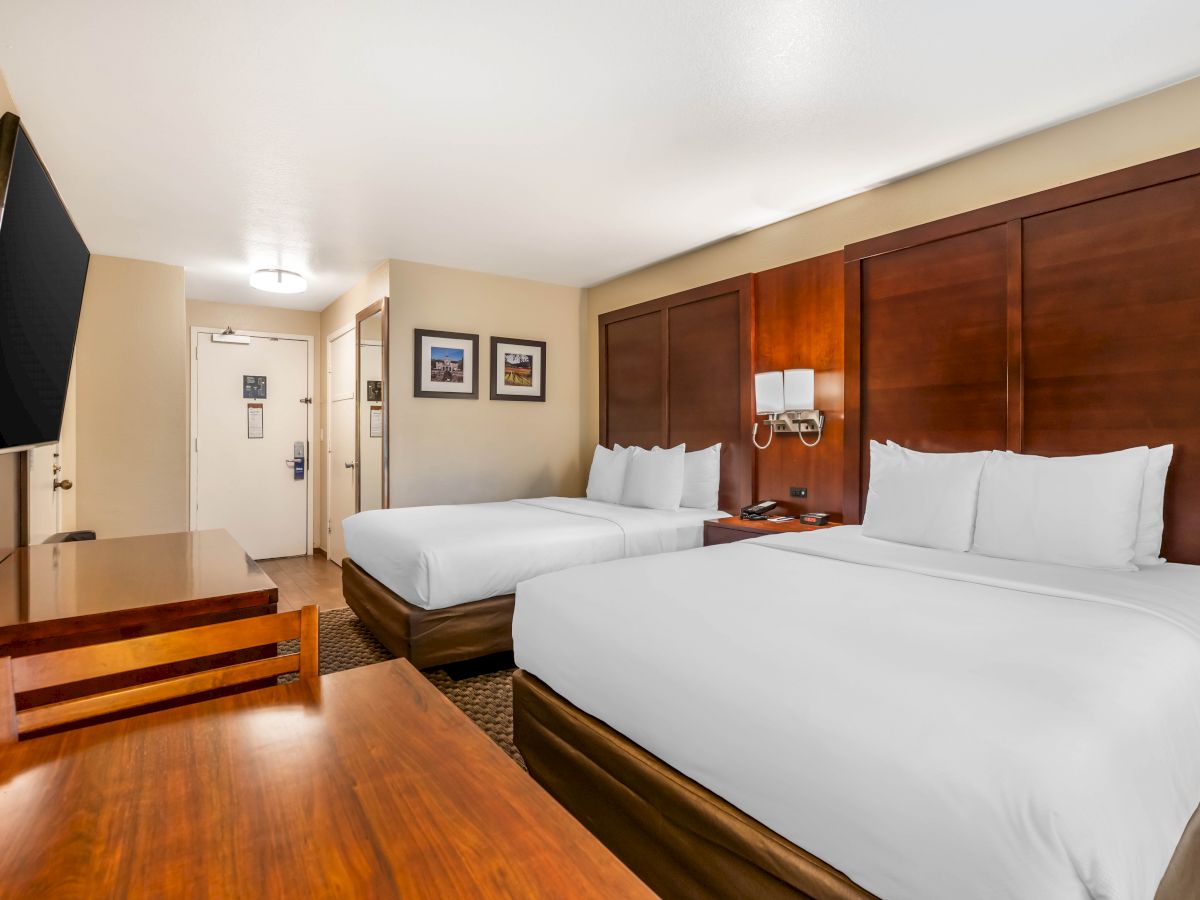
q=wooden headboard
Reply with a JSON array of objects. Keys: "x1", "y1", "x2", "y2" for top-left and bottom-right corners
[
  {"x1": 599, "y1": 275, "x2": 754, "y2": 514},
  {"x1": 844, "y1": 148, "x2": 1200, "y2": 564}
]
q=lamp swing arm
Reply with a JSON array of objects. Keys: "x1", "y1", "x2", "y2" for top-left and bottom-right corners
[{"x1": 750, "y1": 368, "x2": 823, "y2": 450}]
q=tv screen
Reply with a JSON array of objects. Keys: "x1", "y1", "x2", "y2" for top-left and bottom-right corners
[{"x1": 0, "y1": 113, "x2": 90, "y2": 452}]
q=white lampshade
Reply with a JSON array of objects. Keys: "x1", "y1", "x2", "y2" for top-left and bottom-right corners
[
  {"x1": 250, "y1": 268, "x2": 307, "y2": 294},
  {"x1": 754, "y1": 371, "x2": 785, "y2": 415},
  {"x1": 784, "y1": 369, "x2": 815, "y2": 410}
]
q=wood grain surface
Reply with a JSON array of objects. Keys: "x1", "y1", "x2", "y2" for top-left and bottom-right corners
[{"x1": 0, "y1": 658, "x2": 652, "y2": 899}]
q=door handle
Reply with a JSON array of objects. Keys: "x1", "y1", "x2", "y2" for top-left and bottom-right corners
[
  {"x1": 344, "y1": 461, "x2": 356, "y2": 469},
  {"x1": 285, "y1": 459, "x2": 296, "y2": 466},
  {"x1": 53, "y1": 478, "x2": 73, "y2": 491}
]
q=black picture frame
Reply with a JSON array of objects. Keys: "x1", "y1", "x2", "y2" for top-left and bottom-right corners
[
  {"x1": 413, "y1": 328, "x2": 479, "y2": 399},
  {"x1": 490, "y1": 336, "x2": 547, "y2": 402}
]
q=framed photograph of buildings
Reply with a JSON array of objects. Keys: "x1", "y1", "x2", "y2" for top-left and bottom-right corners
[
  {"x1": 413, "y1": 329, "x2": 478, "y2": 399},
  {"x1": 490, "y1": 336, "x2": 546, "y2": 402}
]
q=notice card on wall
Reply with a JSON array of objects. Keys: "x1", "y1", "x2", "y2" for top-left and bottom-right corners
[
  {"x1": 247, "y1": 403, "x2": 264, "y2": 439},
  {"x1": 370, "y1": 405, "x2": 383, "y2": 438}
]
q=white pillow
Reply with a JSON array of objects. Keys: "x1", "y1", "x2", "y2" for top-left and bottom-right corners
[
  {"x1": 620, "y1": 444, "x2": 685, "y2": 510},
  {"x1": 862, "y1": 441, "x2": 990, "y2": 551},
  {"x1": 585, "y1": 444, "x2": 631, "y2": 504},
  {"x1": 1134, "y1": 444, "x2": 1173, "y2": 566},
  {"x1": 681, "y1": 443, "x2": 721, "y2": 509},
  {"x1": 972, "y1": 447, "x2": 1148, "y2": 570}
]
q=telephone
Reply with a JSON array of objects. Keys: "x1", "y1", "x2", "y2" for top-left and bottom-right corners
[{"x1": 740, "y1": 500, "x2": 778, "y2": 520}]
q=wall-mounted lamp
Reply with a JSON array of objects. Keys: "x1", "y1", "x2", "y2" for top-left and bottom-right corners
[{"x1": 752, "y1": 368, "x2": 824, "y2": 449}]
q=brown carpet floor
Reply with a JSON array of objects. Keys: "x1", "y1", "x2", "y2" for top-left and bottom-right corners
[{"x1": 281, "y1": 607, "x2": 522, "y2": 767}]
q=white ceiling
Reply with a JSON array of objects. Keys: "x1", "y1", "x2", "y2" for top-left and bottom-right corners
[{"x1": 1, "y1": 1, "x2": 1198, "y2": 311}]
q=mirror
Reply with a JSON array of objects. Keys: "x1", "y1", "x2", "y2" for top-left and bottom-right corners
[{"x1": 355, "y1": 297, "x2": 388, "y2": 511}]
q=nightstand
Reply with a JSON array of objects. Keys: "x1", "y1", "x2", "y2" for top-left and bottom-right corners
[{"x1": 703, "y1": 516, "x2": 843, "y2": 546}]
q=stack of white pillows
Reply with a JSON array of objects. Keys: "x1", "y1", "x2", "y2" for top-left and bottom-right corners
[
  {"x1": 585, "y1": 443, "x2": 722, "y2": 512},
  {"x1": 862, "y1": 440, "x2": 1174, "y2": 570}
]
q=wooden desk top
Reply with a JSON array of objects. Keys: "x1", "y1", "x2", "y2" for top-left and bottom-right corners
[
  {"x1": 0, "y1": 530, "x2": 275, "y2": 631},
  {"x1": 0, "y1": 658, "x2": 652, "y2": 898}
]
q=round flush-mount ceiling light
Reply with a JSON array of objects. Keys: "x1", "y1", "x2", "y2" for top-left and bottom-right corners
[{"x1": 250, "y1": 268, "x2": 307, "y2": 294}]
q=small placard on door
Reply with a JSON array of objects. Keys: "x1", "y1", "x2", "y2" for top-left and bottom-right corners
[
  {"x1": 370, "y1": 405, "x2": 383, "y2": 438},
  {"x1": 247, "y1": 403, "x2": 264, "y2": 439},
  {"x1": 243, "y1": 375, "x2": 267, "y2": 399}
]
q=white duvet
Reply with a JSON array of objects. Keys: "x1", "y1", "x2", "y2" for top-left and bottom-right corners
[
  {"x1": 514, "y1": 526, "x2": 1200, "y2": 900},
  {"x1": 342, "y1": 497, "x2": 721, "y2": 609}
]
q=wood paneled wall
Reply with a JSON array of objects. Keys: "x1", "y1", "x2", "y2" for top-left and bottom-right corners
[
  {"x1": 598, "y1": 146, "x2": 1200, "y2": 559},
  {"x1": 599, "y1": 276, "x2": 754, "y2": 513},
  {"x1": 753, "y1": 252, "x2": 845, "y2": 516},
  {"x1": 844, "y1": 147, "x2": 1200, "y2": 564}
]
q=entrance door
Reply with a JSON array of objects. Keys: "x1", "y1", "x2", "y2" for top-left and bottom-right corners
[
  {"x1": 25, "y1": 444, "x2": 62, "y2": 544},
  {"x1": 326, "y1": 327, "x2": 357, "y2": 565},
  {"x1": 193, "y1": 332, "x2": 311, "y2": 560}
]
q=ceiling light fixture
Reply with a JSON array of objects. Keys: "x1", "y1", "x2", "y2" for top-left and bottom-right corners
[{"x1": 250, "y1": 268, "x2": 307, "y2": 294}]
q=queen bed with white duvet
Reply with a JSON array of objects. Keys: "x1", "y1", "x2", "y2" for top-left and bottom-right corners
[
  {"x1": 339, "y1": 442, "x2": 728, "y2": 667},
  {"x1": 512, "y1": 445, "x2": 1200, "y2": 900},
  {"x1": 343, "y1": 497, "x2": 721, "y2": 611}
]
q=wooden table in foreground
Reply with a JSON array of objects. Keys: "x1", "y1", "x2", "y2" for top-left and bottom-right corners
[
  {"x1": 0, "y1": 657, "x2": 652, "y2": 898},
  {"x1": 0, "y1": 529, "x2": 277, "y2": 657}
]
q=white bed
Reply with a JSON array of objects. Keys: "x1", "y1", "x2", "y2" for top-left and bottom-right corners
[
  {"x1": 514, "y1": 525, "x2": 1200, "y2": 900},
  {"x1": 342, "y1": 496, "x2": 723, "y2": 609}
]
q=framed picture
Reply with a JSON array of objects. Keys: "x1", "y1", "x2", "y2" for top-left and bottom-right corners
[
  {"x1": 490, "y1": 336, "x2": 546, "y2": 402},
  {"x1": 413, "y1": 329, "x2": 478, "y2": 399}
]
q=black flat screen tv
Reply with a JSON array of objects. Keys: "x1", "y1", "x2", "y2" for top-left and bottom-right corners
[{"x1": 0, "y1": 112, "x2": 90, "y2": 453}]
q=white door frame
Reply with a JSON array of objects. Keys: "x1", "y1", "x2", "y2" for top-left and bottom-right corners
[
  {"x1": 325, "y1": 320, "x2": 356, "y2": 551},
  {"x1": 189, "y1": 327, "x2": 315, "y2": 556}
]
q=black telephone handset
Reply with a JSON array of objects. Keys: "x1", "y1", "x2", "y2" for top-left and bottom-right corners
[{"x1": 740, "y1": 500, "x2": 778, "y2": 520}]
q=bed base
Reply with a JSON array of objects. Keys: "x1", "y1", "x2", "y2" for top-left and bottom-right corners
[
  {"x1": 512, "y1": 670, "x2": 1200, "y2": 900},
  {"x1": 341, "y1": 559, "x2": 514, "y2": 669}
]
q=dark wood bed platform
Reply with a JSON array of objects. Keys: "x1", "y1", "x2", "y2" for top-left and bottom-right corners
[
  {"x1": 514, "y1": 144, "x2": 1200, "y2": 897},
  {"x1": 341, "y1": 559, "x2": 514, "y2": 669}
]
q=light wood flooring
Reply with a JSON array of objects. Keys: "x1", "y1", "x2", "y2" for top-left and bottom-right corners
[{"x1": 257, "y1": 553, "x2": 348, "y2": 612}]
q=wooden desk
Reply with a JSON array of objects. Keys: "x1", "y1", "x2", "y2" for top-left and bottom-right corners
[
  {"x1": 0, "y1": 659, "x2": 653, "y2": 898},
  {"x1": 703, "y1": 515, "x2": 843, "y2": 546},
  {"x1": 0, "y1": 529, "x2": 277, "y2": 657}
]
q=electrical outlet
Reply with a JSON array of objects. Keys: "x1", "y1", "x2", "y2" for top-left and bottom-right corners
[{"x1": 790, "y1": 486, "x2": 807, "y2": 498}]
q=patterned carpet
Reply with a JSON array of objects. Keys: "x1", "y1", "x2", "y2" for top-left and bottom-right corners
[{"x1": 281, "y1": 608, "x2": 523, "y2": 767}]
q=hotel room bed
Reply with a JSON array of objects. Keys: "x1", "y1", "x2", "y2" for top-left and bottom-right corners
[
  {"x1": 341, "y1": 496, "x2": 722, "y2": 667},
  {"x1": 512, "y1": 527, "x2": 1200, "y2": 900}
]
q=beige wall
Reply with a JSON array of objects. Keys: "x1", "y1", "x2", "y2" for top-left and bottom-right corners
[
  {"x1": 386, "y1": 259, "x2": 585, "y2": 506},
  {"x1": 73, "y1": 256, "x2": 188, "y2": 538},
  {"x1": 583, "y1": 75, "x2": 1200, "y2": 453},
  {"x1": 318, "y1": 263, "x2": 389, "y2": 546},
  {"x1": 0, "y1": 68, "x2": 14, "y2": 116},
  {"x1": 0, "y1": 72, "x2": 21, "y2": 549},
  {"x1": 187, "y1": 299, "x2": 323, "y2": 547}
]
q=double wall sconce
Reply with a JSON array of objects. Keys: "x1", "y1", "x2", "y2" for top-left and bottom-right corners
[{"x1": 752, "y1": 368, "x2": 824, "y2": 449}]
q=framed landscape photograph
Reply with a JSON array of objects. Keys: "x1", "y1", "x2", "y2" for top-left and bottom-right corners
[
  {"x1": 490, "y1": 336, "x2": 546, "y2": 402},
  {"x1": 414, "y1": 329, "x2": 479, "y2": 399}
]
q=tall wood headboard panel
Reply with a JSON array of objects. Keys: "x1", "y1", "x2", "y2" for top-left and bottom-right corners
[
  {"x1": 599, "y1": 275, "x2": 754, "y2": 514},
  {"x1": 844, "y1": 148, "x2": 1200, "y2": 564}
]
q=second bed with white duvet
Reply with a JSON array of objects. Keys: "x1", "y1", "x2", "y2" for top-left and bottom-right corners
[
  {"x1": 514, "y1": 525, "x2": 1200, "y2": 900},
  {"x1": 343, "y1": 496, "x2": 722, "y2": 609}
]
